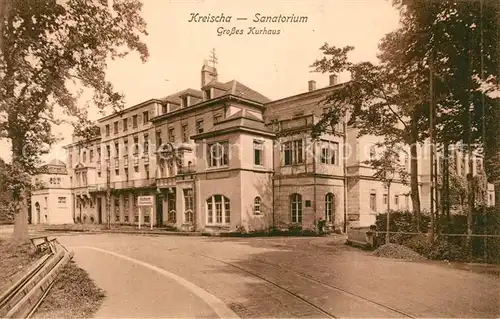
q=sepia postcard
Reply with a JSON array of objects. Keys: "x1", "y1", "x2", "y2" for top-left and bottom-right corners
[{"x1": 0, "y1": 0, "x2": 499, "y2": 318}]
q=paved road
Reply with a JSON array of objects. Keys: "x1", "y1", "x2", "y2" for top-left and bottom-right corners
[{"x1": 49, "y1": 234, "x2": 500, "y2": 318}]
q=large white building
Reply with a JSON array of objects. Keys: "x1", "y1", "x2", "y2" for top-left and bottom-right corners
[{"x1": 30, "y1": 62, "x2": 496, "y2": 229}]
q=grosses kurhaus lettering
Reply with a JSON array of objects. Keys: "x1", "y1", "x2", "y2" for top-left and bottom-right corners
[{"x1": 188, "y1": 13, "x2": 232, "y2": 23}]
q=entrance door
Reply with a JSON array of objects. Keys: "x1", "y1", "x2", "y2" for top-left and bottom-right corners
[
  {"x1": 97, "y1": 198, "x2": 102, "y2": 224},
  {"x1": 156, "y1": 193, "x2": 163, "y2": 226}
]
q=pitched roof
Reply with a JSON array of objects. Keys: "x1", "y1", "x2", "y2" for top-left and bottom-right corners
[
  {"x1": 160, "y1": 88, "x2": 203, "y2": 105},
  {"x1": 204, "y1": 80, "x2": 272, "y2": 104},
  {"x1": 46, "y1": 159, "x2": 66, "y2": 167}
]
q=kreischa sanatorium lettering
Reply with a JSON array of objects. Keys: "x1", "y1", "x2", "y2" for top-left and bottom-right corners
[
  {"x1": 188, "y1": 13, "x2": 308, "y2": 23},
  {"x1": 253, "y1": 13, "x2": 308, "y2": 23}
]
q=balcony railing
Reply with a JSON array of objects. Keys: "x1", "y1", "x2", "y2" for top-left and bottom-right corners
[{"x1": 177, "y1": 166, "x2": 196, "y2": 175}]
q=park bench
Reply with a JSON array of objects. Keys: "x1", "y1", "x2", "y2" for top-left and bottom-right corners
[{"x1": 29, "y1": 236, "x2": 57, "y2": 254}]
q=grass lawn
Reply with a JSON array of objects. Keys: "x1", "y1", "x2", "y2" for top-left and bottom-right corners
[
  {"x1": 0, "y1": 238, "x2": 41, "y2": 285},
  {"x1": 32, "y1": 260, "x2": 105, "y2": 319}
]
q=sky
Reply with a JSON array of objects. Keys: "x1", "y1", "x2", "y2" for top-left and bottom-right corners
[{"x1": 0, "y1": 0, "x2": 401, "y2": 163}]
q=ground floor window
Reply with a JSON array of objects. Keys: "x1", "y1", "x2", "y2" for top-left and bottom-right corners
[
  {"x1": 325, "y1": 193, "x2": 334, "y2": 222},
  {"x1": 290, "y1": 193, "x2": 302, "y2": 223},
  {"x1": 253, "y1": 196, "x2": 262, "y2": 215},
  {"x1": 207, "y1": 195, "x2": 230, "y2": 225},
  {"x1": 184, "y1": 189, "x2": 194, "y2": 223}
]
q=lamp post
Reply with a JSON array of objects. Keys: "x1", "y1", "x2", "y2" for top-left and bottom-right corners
[
  {"x1": 385, "y1": 168, "x2": 395, "y2": 244},
  {"x1": 106, "y1": 158, "x2": 111, "y2": 230}
]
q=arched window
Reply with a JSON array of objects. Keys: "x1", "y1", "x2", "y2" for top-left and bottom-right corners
[
  {"x1": 325, "y1": 193, "x2": 334, "y2": 222},
  {"x1": 253, "y1": 197, "x2": 262, "y2": 215},
  {"x1": 206, "y1": 195, "x2": 230, "y2": 225},
  {"x1": 35, "y1": 202, "x2": 40, "y2": 224},
  {"x1": 290, "y1": 193, "x2": 302, "y2": 223}
]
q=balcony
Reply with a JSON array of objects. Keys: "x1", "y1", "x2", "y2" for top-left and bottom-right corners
[
  {"x1": 156, "y1": 176, "x2": 176, "y2": 188},
  {"x1": 177, "y1": 166, "x2": 196, "y2": 175}
]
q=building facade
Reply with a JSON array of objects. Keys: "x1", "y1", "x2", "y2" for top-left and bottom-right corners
[
  {"x1": 51, "y1": 62, "x2": 495, "y2": 231},
  {"x1": 31, "y1": 159, "x2": 73, "y2": 224}
]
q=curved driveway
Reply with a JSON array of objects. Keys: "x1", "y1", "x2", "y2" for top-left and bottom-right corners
[{"x1": 56, "y1": 234, "x2": 500, "y2": 318}]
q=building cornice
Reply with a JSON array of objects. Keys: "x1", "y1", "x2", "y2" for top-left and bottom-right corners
[{"x1": 98, "y1": 98, "x2": 165, "y2": 123}]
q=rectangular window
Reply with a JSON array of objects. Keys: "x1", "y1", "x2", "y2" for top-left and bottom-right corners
[
  {"x1": 114, "y1": 143, "x2": 119, "y2": 158},
  {"x1": 168, "y1": 127, "x2": 175, "y2": 143},
  {"x1": 213, "y1": 114, "x2": 222, "y2": 124},
  {"x1": 294, "y1": 140, "x2": 303, "y2": 164},
  {"x1": 97, "y1": 148, "x2": 101, "y2": 162},
  {"x1": 254, "y1": 141, "x2": 263, "y2": 166},
  {"x1": 123, "y1": 118, "x2": 128, "y2": 131},
  {"x1": 196, "y1": 120, "x2": 204, "y2": 134},
  {"x1": 208, "y1": 141, "x2": 229, "y2": 168},
  {"x1": 113, "y1": 121, "x2": 118, "y2": 134},
  {"x1": 395, "y1": 195, "x2": 399, "y2": 206},
  {"x1": 144, "y1": 134, "x2": 149, "y2": 154},
  {"x1": 321, "y1": 143, "x2": 338, "y2": 165},
  {"x1": 162, "y1": 104, "x2": 168, "y2": 115},
  {"x1": 143, "y1": 111, "x2": 149, "y2": 124},
  {"x1": 132, "y1": 115, "x2": 138, "y2": 128},
  {"x1": 383, "y1": 194, "x2": 388, "y2": 205},
  {"x1": 145, "y1": 165, "x2": 149, "y2": 179},
  {"x1": 106, "y1": 145, "x2": 111, "y2": 158},
  {"x1": 123, "y1": 139, "x2": 128, "y2": 155},
  {"x1": 156, "y1": 130, "x2": 162, "y2": 146},
  {"x1": 89, "y1": 150, "x2": 94, "y2": 162},
  {"x1": 370, "y1": 193, "x2": 376, "y2": 212},
  {"x1": 184, "y1": 189, "x2": 194, "y2": 211},
  {"x1": 182, "y1": 124, "x2": 189, "y2": 143},
  {"x1": 284, "y1": 142, "x2": 293, "y2": 165},
  {"x1": 369, "y1": 146, "x2": 376, "y2": 160},
  {"x1": 182, "y1": 96, "x2": 188, "y2": 107},
  {"x1": 133, "y1": 136, "x2": 139, "y2": 154},
  {"x1": 204, "y1": 88, "x2": 211, "y2": 100},
  {"x1": 58, "y1": 197, "x2": 67, "y2": 205},
  {"x1": 105, "y1": 124, "x2": 110, "y2": 137}
]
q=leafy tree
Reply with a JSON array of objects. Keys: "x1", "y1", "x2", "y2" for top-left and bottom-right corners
[
  {"x1": 0, "y1": 0, "x2": 149, "y2": 239},
  {"x1": 310, "y1": 42, "x2": 429, "y2": 229}
]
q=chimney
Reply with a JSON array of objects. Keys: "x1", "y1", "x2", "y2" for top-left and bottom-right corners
[
  {"x1": 201, "y1": 60, "x2": 218, "y2": 87},
  {"x1": 329, "y1": 74, "x2": 338, "y2": 86},
  {"x1": 308, "y1": 80, "x2": 316, "y2": 92}
]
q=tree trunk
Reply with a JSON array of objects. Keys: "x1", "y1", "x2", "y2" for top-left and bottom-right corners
[
  {"x1": 410, "y1": 115, "x2": 421, "y2": 232},
  {"x1": 11, "y1": 139, "x2": 29, "y2": 241}
]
